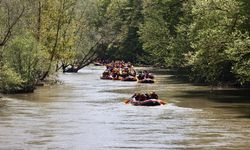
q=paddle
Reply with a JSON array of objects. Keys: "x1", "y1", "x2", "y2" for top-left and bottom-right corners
[
  {"x1": 159, "y1": 100, "x2": 167, "y2": 105},
  {"x1": 124, "y1": 99, "x2": 131, "y2": 104}
]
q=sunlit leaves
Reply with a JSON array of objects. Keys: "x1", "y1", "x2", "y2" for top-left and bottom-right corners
[
  {"x1": 1, "y1": 34, "x2": 41, "y2": 92},
  {"x1": 0, "y1": 65, "x2": 24, "y2": 93},
  {"x1": 226, "y1": 32, "x2": 250, "y2": 83}
]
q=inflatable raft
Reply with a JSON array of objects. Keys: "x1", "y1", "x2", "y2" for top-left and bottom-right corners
[
  {"x1": 137, "y1": 78, "x2": 154, "y2": 83},
  {"x1": 124, "y1": 98, "x2": 166, "y2": 106},
  {"x1": 121, "y1": 76, "x2": 137, "y2": 81}
]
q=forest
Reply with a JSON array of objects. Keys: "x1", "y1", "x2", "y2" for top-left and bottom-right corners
[{"x1": 0, "y1": 0, "x2": 250, "y2": 93}]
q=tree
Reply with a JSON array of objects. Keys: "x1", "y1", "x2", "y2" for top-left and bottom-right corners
[
  {"x1": 226, "y1": 32, "x2": 250, "y2": 84},
  {"x1": 59, "y1": 0, "x2": 110, "y2": 72},
  {"x1": 37, "y1": 0, "x2": 78, "y2": 79},
  {"x1": 187, "y1": 0, "x2": 244, "y2": 85},
  {"x1": 95, "y1": 0, "x2": 145, "y2": 63},
  {"x1": 0, "y1": 0, "x2": 25, "y2": 72},
  {"x1": 0, "y1": 0, "x2": 25, "y2": 47},
  {"x1": 139, "y1": 0, "x2": 189, "y2": 67}
]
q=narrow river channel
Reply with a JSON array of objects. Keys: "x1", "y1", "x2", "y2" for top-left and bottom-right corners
[{"x1": 1, "y1": 65, "x2": 250, "y2": 149}]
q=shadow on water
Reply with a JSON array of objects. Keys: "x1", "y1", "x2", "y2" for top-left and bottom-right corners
[
  {"x1": 147, "y1": 67, "x2": 250, "y2": 118},
  {"x1": 173, "y1": 89, "x2": 250, "y2": 103},
  {"x1": 142, "y1": 68, "x2": 190, "y2": 85},
  {"x1": 173, "y1": 89, "x2": 250, "y2": 118}
]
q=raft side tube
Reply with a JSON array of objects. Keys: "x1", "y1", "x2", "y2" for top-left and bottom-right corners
[{"x1": 124, "y1": 99, "x2": 166, "y2": 106}]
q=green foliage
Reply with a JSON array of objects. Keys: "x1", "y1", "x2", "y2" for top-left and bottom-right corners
[
  {"x1": 40, "y1": 0, "x2": 78, "y2": 65},
  {"x1": 139, "y1": 0, "x2": 250, "y2": 86},
  {"x1": 0, "y1": 65, "x2": 24, "y2": 93},
  {"x1": 226, "y1": 32, "x2": 250, "y2": 84},
  {"x1": 96, "y1": 0, "x2": 145, "y2": 63},
  {"x1": 1, "y1": 34, "x2": 41, "y2": 93},
  {"x1": 238, "y1": 0, "x2": 250, "y2": 33},
  {"x1": 139, "y1": 0, "x2": 189, "y2": 67},
  {"x1": 1, "y1": 0, "x2": 250, "y2": 90},
  {"x1": 187, "y1": 0, "x2": 244, "y2": 85}
]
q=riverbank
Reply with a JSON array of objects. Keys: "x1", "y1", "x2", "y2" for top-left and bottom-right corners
[
  {"x1": 152, "y1": 66, "x2": 250, "y2": 89},
  {"x1": 0, "y1": 73, "x2": 61, "y2": 94},
  {"x1": 0, "y1": 95, "x2": 6, "y2": 107}
]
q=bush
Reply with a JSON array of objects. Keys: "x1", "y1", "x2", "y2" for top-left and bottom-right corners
[
  {"x1": 0, "y1": 34, "x2": 40, "y2": 93},
  {"x1": 0, "y1": 65, "x2": 24, "y2": 93}
]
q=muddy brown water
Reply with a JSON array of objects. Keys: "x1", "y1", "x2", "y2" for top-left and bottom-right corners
[{"x1": 1, "y1": 66, "x2": 250, "y2": 149}]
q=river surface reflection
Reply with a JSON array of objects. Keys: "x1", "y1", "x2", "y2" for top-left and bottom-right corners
[{"x1": 1, "y1": 66, "x2": 250, "y2": 149}]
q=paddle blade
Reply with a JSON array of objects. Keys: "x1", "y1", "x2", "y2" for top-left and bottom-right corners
[
  {"x1": 124, "y1": 99, "x2": 130, "y2": 104},
  {"x1": 159, "y1": 100, "x2": 167, "y2": 105}
]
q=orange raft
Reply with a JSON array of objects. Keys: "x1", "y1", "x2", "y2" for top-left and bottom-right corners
[
  {"x1": 124, "y1": 98, "x2": 166, "y2": 106},
  {"x1": 100, "y1": 76, "x2": 121, "y2": 80}
]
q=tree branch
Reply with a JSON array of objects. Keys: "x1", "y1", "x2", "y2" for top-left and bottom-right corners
[{"x1": 0, "y1": 5, "x2": 25, "y2": 46}]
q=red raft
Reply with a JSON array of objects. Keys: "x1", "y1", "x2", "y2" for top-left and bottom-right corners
[
  {"x1": 100, "y1": 76, "x2": 113, "y2": 80},
  {"x1": 124, "y1": 98, "x2": 166, "y2": 106},
  {"x1": 121, "y1": 75, "x2": 137, "y2": 81},
  {"x1": 137, "y1": 78, "x2": 154, "y2": 83}
]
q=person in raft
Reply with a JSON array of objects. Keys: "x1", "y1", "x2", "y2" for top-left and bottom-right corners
[
  {"x1": 150, "y1": 92, "x2": 158, "y2": 99},
  {"x1": 131, "y1": 92, "x2": 159, "y2": 101}
]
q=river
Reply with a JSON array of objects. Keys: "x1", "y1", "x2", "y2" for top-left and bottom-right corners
[{"x1": 0, "y1": 66, "x2": 250, "y2": 149}]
